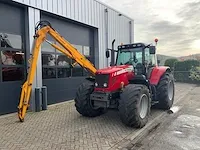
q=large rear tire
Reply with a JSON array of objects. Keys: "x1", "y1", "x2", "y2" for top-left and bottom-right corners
[
  {"x1": 155, "y1": 71, "x2": 175, "y2": 110},
  {"x1": 118, "y1": 84, "x2": 151, "y2": 128},
  {"x1": 74, "y1": 80, "x2": 105, "y2": 117}
]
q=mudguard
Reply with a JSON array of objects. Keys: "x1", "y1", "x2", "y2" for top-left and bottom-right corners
[{"x1": 149, "y1": 66, "x2": 170, "y2": 85}]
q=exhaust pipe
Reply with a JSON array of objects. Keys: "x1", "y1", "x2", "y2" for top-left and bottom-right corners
[{"x1": 111, "y1": 39, "x2": 116, "y2": 66}]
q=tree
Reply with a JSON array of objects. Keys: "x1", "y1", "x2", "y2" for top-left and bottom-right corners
[{"x1": 164, "y1": 58, "x2": 178, "y2": 70}]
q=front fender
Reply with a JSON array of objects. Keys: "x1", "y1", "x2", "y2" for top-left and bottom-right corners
[
  {"x1": 149, "y1": 66, "x2": 170, "y2": 85},
  {"x1": 85, "y1": 76, "x2": 95, "y2": 82}
]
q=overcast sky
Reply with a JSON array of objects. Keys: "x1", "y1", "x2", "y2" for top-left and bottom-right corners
[{"x1": 99, "y1": 0, "x2": 200, "y2": 57}]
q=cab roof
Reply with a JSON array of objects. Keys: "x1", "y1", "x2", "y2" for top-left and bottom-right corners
[{"x1": 118, "y1": 43, "x2": 148, "y2": 49}]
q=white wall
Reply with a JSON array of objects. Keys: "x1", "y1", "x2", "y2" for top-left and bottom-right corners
[{"x1": 26, "y1": 7, "x2": 41, "y2": 111}]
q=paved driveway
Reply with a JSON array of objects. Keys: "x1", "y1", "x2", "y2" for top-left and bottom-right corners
[
  {"x1": 0, "y1": 83, "x2": 195, "y2": 150},
  {"x1": 130, "y1": 85, "x2": 200, "y2": 150}
]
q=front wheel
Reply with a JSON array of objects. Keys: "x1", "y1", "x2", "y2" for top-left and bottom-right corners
[
  {"x1": 155, "y1": 71, "x2": 175, "y2": 110},
  {"x1": 74, "y1": 80, "x2": 105, "y2": 117},
  {"x1": 118, "y1": 84, "x2": 151, "y2": 128}
]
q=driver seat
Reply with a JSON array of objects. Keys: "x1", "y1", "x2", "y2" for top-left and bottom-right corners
[{"x1": 135, "y1": 63, "x2": 145, "y2": 75}]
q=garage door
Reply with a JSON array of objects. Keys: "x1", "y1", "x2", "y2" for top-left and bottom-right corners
[
  {"x1": 41, "y1": 13, "x2": 95, "y2": 105},
  {"x1": 0, "y1": 2, "x2": 26, "y2": 115}
]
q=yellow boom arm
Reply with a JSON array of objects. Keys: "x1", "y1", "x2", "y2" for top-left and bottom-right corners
[{"x1": 18, "y1": 21, "x2": 97, "y2": 122}]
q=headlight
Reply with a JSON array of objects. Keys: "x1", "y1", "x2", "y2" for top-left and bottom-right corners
[
  {"x1": 103, "y1": 83, "x2": 107, "y2": 87},
  {"x1": 95, "y1": 82, "x2": 98, "y2": 87}
]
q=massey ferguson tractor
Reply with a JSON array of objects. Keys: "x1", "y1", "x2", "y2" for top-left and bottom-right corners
[
  {"x1": 18, "y1": 21, "x2": 174, "y2": 128},
  {"x1": 74, "y1": 41, "x2": 175, "y2": 128}
]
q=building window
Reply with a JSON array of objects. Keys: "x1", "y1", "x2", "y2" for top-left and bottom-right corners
[
  {"x1": 1, "y1": 50, "x2": 24, "y2": 65},
  {"x1": 57, "y1": 54, "x2": 71, "y2": 78},
  {"x1": 71, "y1": 46, "x2": 91, "y2": 77},
  {"x1": 2, "y1": 67, "x2": 24, "y2": 81},
  {"x1": 42, "y1": 68, "x2": 56, "y2": 79},
  {"x1": 57, "y1": 54, "x2": 71, "y2": 67},
  {"x1": 72, "y1": 62, "x2": 83, "y2": 76},
  {"x1": 83, "y1": 46, "x2": 90, "y2": 56},
  {"x1": 73, "y1": 44, "x2": 83, "y2": 55},
  {"x1": 41, "y1": 41, "x2": 55, "y2": 53},
  {"x1": 83, "y1": 56, "x2": 93, "y2": 76},
  {"x1": 41, "y1": 42, "x2": 93, "y2": 79},
  {"x1": 42, "y1": 53, "x2": 56, "y2": 79},
  {"x1": 57, "y1": 68, "x2": 71, "y2": 78},
  {"x1": 42, "y1": 53, "x2": 56, "y2": 66},
  {"x1": 0, "y1": 33, "x2": 25, "y2": 82},
  {"x1": 0, "y1": 33, "x2": 22, "y2": 49}
]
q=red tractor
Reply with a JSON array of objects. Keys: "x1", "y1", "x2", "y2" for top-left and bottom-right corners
[{"x1": 74, "y1": 41, "x2": 174, "y2": 128}]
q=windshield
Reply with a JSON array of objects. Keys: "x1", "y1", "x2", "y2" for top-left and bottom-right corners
[{"x1": 116, "y1": 47, "x2": 143, "y2": 66}]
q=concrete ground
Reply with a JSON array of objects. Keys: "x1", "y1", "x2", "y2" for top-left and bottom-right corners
[
  {"x1": 0, "y1": 83, "x2": 195, "y2": 150},
  {"x1": 130, "y1": 84, "x2": 200, "y2": 150}
]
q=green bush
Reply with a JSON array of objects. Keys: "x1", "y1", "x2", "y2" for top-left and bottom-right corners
[
  {"x1": 174, "y1": 60, "x2": 200, "y2": 83},
  {"x1": 189, "y1": 66, "x2": 200, "y2": 82},
  {"x1": 164, "y1": 58, "x2": 178, "y2": 70}
]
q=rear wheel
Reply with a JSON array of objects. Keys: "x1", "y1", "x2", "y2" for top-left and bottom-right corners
[
  {"x1": 74, "y1": 80, "x2": 105, "y2": 117},
  {"x1": 118, "y1": 84, "x2": 151, "y2": 128},
  {"x1": 155, "y1": 71, "x2": 175, "y2": 110}
]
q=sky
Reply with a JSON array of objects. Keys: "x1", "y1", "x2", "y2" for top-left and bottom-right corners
[{"x1": 98, "y1": 0, "x2": 200, "y2": 57}]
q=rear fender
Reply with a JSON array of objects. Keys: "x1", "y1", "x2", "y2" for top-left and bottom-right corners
[{"x1": 149, "y1": 66, "x2": 170, "y2": 85}]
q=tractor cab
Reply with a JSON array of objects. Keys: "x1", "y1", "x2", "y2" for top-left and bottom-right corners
[{"x1": 106, "y1": 43, "x2": 157, "y2": 78}]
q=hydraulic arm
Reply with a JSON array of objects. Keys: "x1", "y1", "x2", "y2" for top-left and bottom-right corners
[{"x1": 18, "y1": 21, "x2": 97, "y2": 122}]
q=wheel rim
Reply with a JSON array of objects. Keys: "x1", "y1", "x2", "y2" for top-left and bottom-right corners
[
  {"x1": 168, "y1": 80, "x2": 174, "y2": 101},
  {"x1": 139, "y1": 94, "x2": 149, "y2": 119}
]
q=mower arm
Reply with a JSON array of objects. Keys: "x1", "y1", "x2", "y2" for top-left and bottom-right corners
[{"x1": 18, "y1": 21, "x2": 97, "y2": 122}]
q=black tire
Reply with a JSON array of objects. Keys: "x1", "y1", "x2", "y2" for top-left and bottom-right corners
[
  {"x1": 155, "y1": 71, "x2": 175, "y2": 110},
  {"x1": 74, "y1": 80, "x2": 104, "y2": 117},
  {"x1": 118, "y1": 84, "x2": 151, "y2": 128}
]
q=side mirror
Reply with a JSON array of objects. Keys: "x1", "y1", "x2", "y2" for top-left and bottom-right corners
[
  {"x1": 149, "y1": 46, "x2": 156, "y2": 54},
  {"x1": 106, "y1": 50, "x2": 110, "y2": 58}
]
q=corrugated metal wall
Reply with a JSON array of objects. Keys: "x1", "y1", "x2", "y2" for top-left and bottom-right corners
[
  {"x1": 12, "y1": 0, "x2": 134, "y2": 68},
  {"x1": 27, "y1": 7, "x2": 41, "y2": 110}
]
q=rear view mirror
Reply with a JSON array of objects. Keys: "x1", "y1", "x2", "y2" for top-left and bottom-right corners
[
  {"x1": 157, "y1": 60, "x2": 160, "y2": 64},
  {"x1": 149, "y1": 46, "x2": 156, "y2": 54},
  {"x1": 106, "y1": 50, "x2": 110, "y2": 58}
]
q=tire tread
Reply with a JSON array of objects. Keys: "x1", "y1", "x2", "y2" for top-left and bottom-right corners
[
  {"x1": 119, "y1": 84, "x2": 150, "y2": 128},
  {"x1": 74, "y1": 81, "x2": 104, "y2": 117},
  {"x1": 155, "y1": 72, "x2": 174, "y2": 110}
]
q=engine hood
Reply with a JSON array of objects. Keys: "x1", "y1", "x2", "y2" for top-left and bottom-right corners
[{"x1": 96, "y1": 65, "x2": 131, "y2": 74}]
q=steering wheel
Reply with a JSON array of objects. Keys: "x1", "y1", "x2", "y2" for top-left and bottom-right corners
[{"x1": 124, "y1": 58, "x2": 138, "y2": 65}]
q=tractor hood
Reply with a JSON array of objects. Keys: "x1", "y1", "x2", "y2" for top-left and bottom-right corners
[{"x1": 96, "y1": 65, "x2": 131, "y2": 74}]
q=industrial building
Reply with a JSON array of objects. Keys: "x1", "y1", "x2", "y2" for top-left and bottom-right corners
[{"x1": 0, "y1": 0, "x2": 134, "y2": 115}]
